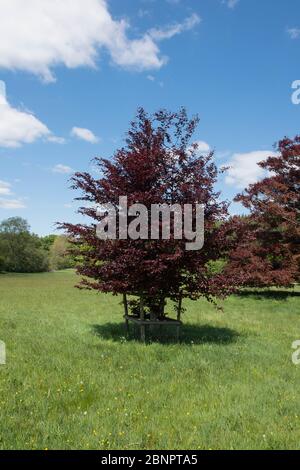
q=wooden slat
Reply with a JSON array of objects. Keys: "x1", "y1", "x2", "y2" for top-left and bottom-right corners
[
  {"x1": 177, "y1": 293, "x2": 183, "y2": 322},
  {"x1": 124, "y1": 315, "x2": 182, "y2": 326}
]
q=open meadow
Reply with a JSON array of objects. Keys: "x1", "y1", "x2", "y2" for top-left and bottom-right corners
[{"x1": 0, "y1": 271, "x2": 299, "y2": 450}]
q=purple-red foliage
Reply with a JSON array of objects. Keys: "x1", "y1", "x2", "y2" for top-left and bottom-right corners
[
  {"x1": 226, "y1": 136, "x2": 300, "y2": 287},
  {"x1": 60, "y1": 108, "x2": 245, "y2": 312}
]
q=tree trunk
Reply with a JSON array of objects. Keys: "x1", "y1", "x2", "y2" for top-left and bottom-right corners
[{"x1": 177, "y1": 293, "x2": 182, "y2": 321}]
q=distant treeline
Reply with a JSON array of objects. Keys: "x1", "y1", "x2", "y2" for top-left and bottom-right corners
[{"x1": 0, "y1": 217, "x2": 75, "y2": 273}]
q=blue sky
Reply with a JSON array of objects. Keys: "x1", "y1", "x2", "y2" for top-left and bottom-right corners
[{"x1": 0, "y1": 0, "x2": 299, "y2": 235}]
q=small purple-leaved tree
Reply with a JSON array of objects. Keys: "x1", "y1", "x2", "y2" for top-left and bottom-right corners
[{"x1": 60, "y1": 108, "x2": 243, "y2": 331}]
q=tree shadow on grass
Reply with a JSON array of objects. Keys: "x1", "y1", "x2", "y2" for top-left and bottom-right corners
[
  {"x1": 236, "y1": 289, "x2": 300, "y2": 301},
  {"x1": 91, "y1": 322, "x2": 240, "y2": 345}
]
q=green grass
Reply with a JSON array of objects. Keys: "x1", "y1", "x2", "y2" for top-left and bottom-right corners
[{"x1": 0, "y1": 271, "x2": 299, "y2": 450}]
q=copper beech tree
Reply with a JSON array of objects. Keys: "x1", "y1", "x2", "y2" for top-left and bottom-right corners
[
  {"x1": 227, "y1": 136, "x2": 300, "y2": 287},
  {"x1": 61, "y1": 109, "x2": 243, "y2": 321}
]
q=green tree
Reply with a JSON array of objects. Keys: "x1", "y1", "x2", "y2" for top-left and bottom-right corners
[
  {"x1": 0, "y1": 217, "x2": 49, "y2": 273},
  {"x1": 40, "y1": 234, "x2": 58, "y2": 252},
  {"x1": 49, "y1": 235, "x2": 75, "y2": 270},
  {"x1": 0, "y1": 254, "x2": 6, "y2": 272}
]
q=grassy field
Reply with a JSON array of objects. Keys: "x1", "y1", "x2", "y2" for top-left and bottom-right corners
[{"x1": 0, "y1": 271, "x2": 299, "y2": 450}]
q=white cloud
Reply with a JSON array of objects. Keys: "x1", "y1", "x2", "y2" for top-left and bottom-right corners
[
  {"x1": 0, "y1": 1, "x2": 200, "y2": 81},
  {"x1": 188, "y1": 140, "x2": 210, "y2": 154},
  {"x1": 222, "y1": 0, "x2": 239, "y2": 8},
  {"x1": 215, "y1": 150, "x2": 231, "y2": 160},
  {"x1": 0, "y1": 198, "x2": 26, "y2": 209},
  {"x1": 0, "y1": 81, "x2": 5, "y2": 97},
  {"x1": 52, "y1": 164, "x2": 73, "y2": 174},
  {"x1": 48, "y1": 136, "x2": 66, "y2": 144},
  {"x1": 287, "y1": 28, "x2": 300, "y2": 39},
  {"x1": 194, "y1": 140, "x2": 210, "y2": 152},
  {"x1": 149, "y1": 13, "x2": 201, "y2": 41},
  {"x1": 0, "y1": 81, "x2": 50, "y2": 148},
  {"x1": 225, "y1": 150, "x2": 276, "y2": 189},
  {"x1": 0, "y1": 179, "x2": 26, "y2": 209},
  {"x1": 0, "y1": 180, "x2": 12, "y2": 196},
  {"x1": 71, "y1": 127, "x2": 99, "y2": 143}
]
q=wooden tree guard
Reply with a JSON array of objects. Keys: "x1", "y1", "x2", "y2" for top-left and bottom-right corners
[
  {"x1": 177, "y1": 292, "x2": 182, "y2": 322},
  {"x1": 123, "y1": 293, "x2": 183, "y2": 343}
]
